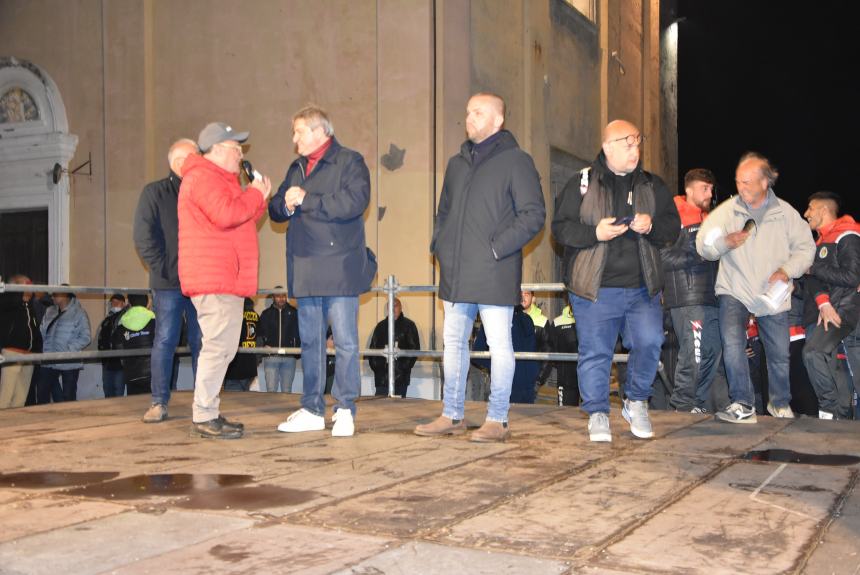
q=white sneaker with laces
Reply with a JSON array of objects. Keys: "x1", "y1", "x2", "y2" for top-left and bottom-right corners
[
  {"x1": 766, "y1": 401, "x2": 795, "y2": 419},
  {"x1": 818, "y1": 410, "x2": 835, "y2": 420},
  {"x1": 277, "y1": 408, "x2": 325, "y2": 433},
  {"x1": 331, "y1": 408, "x2": 355, "y2": 437},
  {"x1": 588, "y1": 412, "x2": 611, "y2": 442}
]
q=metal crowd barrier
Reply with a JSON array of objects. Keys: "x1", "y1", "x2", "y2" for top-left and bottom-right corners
[{"x1": 1, "y1": 276, "x2": 653, "y2": 399}]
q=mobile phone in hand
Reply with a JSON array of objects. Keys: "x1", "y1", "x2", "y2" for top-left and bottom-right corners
[{"x1": 612, "y1": 215, "x2": 634, "y2": 226}]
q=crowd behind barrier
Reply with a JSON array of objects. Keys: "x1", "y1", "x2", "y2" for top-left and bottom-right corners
[{"x1": 0, "y1": 275, "x2": 633, "y2": 400}]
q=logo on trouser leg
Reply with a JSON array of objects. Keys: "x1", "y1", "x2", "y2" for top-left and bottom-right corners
[{"x1": 690, "y1": 320, "x2": 703, "y2": 365}]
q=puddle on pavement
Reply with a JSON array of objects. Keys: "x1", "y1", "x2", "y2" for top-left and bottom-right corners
[
  {"x1": 65, "y1": 473, "x2": 252, "y2": 499},
  {"x1": 742, "y1": 449, "x2": 860, "y2": 466},
  {"x1": 61, "y1": 473, "x2": 319, "y2": 511},
  {"x1": 0, "y1": 471, "x2": 119, "y2": 489}
]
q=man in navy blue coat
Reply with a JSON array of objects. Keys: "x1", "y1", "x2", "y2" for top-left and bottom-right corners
[{"x1": 269, "y1": 105, "x2": 377, "y2": 438}]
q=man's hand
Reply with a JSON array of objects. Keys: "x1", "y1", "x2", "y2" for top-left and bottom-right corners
[
  {"x1": 596, "y1": 217, "x2": 629, "y2": 241},
  {"x1": 768, "y1": 268, "x2": 789, "y2": 284},
  {"x1": 250, "y1": 174, "x2": 272, "y2": 199},
  {"x1": 724, "y1": 230, "x2": 750, "y2": 249},
  {"x1": 629, "y1": 213, "x2": 652, "y2": 234},
  {"x1": 817, "y1": 303, "x2": 842, "y2": 332},
  {"x1": 284, "y1": 186, "x2": 307, "y2": 212}
]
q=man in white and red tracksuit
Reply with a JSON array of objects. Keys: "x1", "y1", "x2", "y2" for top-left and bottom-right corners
[{"x1": 178, "y1": 122, "x2": 271, "y2": 439}]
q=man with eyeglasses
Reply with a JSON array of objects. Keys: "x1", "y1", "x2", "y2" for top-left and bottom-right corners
[
  {"x1": 177, "y1": 122, "x2": 272, "y2": 439},
  {"x1": 552, "y1": 119, "x2": 680, "y2": 442},
  {"x1": 269, "y1": 106, "x2": 377, "y2": 438},
  {"x1": 697, "y1": 152, "x2": 814, "y2": 424}
]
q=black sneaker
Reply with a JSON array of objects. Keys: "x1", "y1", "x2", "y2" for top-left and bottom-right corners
[
  {"x1": 192, "y1": 418, "x2": 243, "y2": 439},
  {"x1": 216, "y1": 415, "x2": 244, "y2": 431}
]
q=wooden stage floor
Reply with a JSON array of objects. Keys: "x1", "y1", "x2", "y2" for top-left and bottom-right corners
[{"x1": 1, "y1": 392, "x2": 858, "y2": 574}]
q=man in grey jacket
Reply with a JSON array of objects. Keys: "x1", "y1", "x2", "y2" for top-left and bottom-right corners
[
  {"x1": 414, "y1": 92, "x2": 545, "y2": 442},
  {"x1": 697, "y1": 152, "x2": 815, "y2": 423}
]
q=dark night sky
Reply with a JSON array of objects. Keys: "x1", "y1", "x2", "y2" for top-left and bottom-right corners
[{"x1": 676, "y1": 1, "x2": 856, "y2": 217}]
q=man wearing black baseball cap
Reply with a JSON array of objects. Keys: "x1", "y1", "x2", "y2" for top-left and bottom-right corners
[{"x1": 178, "y1": 121, "x2": 272, "y2": 439}]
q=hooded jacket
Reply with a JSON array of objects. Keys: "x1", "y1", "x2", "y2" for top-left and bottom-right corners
[
  {"x1": 696, "y1": 191, "x2": 815, "y2": 316},
  {"x1": 112, "y1": 306, "x2": 155, "y2": 392},
  {"x1": 40, "y1": 298, "x2": 91, "y2": 370},
  {"x1": 178, "y1": 154, "x2": 267, "y2": 297},
  {"x1": 661, "y1": 195, "x2": 718, "y2": 308},
  {"x1": 432, "y1": 130, "x2": 545, "y2": 306},
  {"x1": 803, "y1": 214, "x2": 860, "y2": 329},
  {"x1": 552, "y1": 153, "x2": 680, "y2": 301},
  {"x1": 269, "y1": 137, "x2": 377, "y2": 298}
]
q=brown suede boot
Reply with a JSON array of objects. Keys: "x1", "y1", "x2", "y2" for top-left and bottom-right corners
[
  {"x1": 469, "y1": 420, "x2": 510, "y2": 443},
  {"x1": 413, "y1": 416, "x2": 466, "y2": 436}
]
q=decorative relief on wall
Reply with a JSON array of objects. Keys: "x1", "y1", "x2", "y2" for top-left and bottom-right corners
[{"x1": 0, "y1": 87, "x2": 40, "y2": 123}]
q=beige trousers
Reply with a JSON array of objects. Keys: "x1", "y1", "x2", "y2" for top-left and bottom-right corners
[
  {"x1": 191, "y1": 294, "x2": 244, "y2": 422},
  {"x1": 0, "y1": 351, "x2": 34, "y2": 409}
]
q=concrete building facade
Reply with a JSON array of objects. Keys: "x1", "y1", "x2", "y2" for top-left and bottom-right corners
[{"x1": 0, "y1": 0, "x2": 672, "y2": 364}]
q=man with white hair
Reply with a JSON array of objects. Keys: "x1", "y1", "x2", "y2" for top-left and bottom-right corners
[{"x1": 697, "y1": 152, "x2": 815, "y2": 423}]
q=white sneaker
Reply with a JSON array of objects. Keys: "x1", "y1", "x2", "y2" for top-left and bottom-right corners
[
  {"x1": 818, "y1": 410, "x2": 835, "y2": 420},
  {"x1": 277, "y1": 408, "x2": 325, "y2": 433},
  {"x1": 766, "y1": 401, "x2": 795, "y2": 419},
  {"x1": 331, "y1": 408, "x2": 355, "y2": 437},
  {"x1": 622, "y1": 399, "x2": 654, "y2": 439},
  {"x1": 588, "y1": 412, "x2": 611, "y2": 442}
]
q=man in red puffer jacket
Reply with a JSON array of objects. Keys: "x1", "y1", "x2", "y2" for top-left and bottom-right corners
[{"x1": 178, "y1": 122, "x2": 271, "y2": 439}]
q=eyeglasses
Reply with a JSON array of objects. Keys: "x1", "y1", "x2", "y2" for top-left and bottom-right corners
[
  {"x1": 217, "y1": 142, "x2": 244, "y2": 154},
  {"x1": 608, "y1": 133, "x2": 645, "y2": 148}
]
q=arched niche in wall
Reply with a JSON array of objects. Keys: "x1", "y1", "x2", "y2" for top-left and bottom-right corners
[{"x1": 0, "y1": 56, "x2": 78, "y2": 283}]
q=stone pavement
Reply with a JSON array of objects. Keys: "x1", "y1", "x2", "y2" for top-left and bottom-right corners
[{"x1": 0, "y1": 392, "x2": 857, "y2": 574}]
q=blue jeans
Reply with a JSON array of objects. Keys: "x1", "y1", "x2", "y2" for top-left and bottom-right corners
[
  {"x1": 719, "y1": 294, "x2": 791, "y2": 409},
  {"x1": 297, "y1": 296, "x2": 360, "y2": 416},
  {"x1": 150, "y1": 289, "x2": 202, "y2": 406},
  {"x1": 102, "y1": 367, "x2": 125, "y2": 398},
  {"x1": 263, "y1": 356, "x2": 297, "y2": 392},
  {"x1": 442, "y1": 301, "x2": 514, "y2": 422},
  {"x1": 571, "y1": 287, "x2": 664, "y2": 414}
]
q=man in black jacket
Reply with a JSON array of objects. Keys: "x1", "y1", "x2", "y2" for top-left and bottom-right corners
[
  {"x1": 660, "y1": 169, "x2": 721, "y2": 413},
  {"x1": 134, "y1": 139, "x2": 202, "y2": 422},
  {"x1": 369, "y1": 298, "x2": 420, "y2": 398},
  {"x1": 0, "y1": 275, "x2": 42, "y2": 409},
  {"x1": 414, "y1": 92, "x2": 545, "y2": 443},
  {"x1": 270, "y1": 106, "x2": 377, "y2": 438},
  {"x1": 802, "y1": 191, "x2": 860, "y2": 419},
  {"x1": 258, "y1": 287, "x2": 300, "y2": 392},
  {"x1": 552, "y1": 120, "x2": 680, "y2": 442}
]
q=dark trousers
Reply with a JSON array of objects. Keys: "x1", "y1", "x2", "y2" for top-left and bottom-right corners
[
  {"x1": 37, "y1": 368, "x2": 80, "y2": 403},
  {"x1": 803, "y1": 322, "x2": 854, "y2": 418}
]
